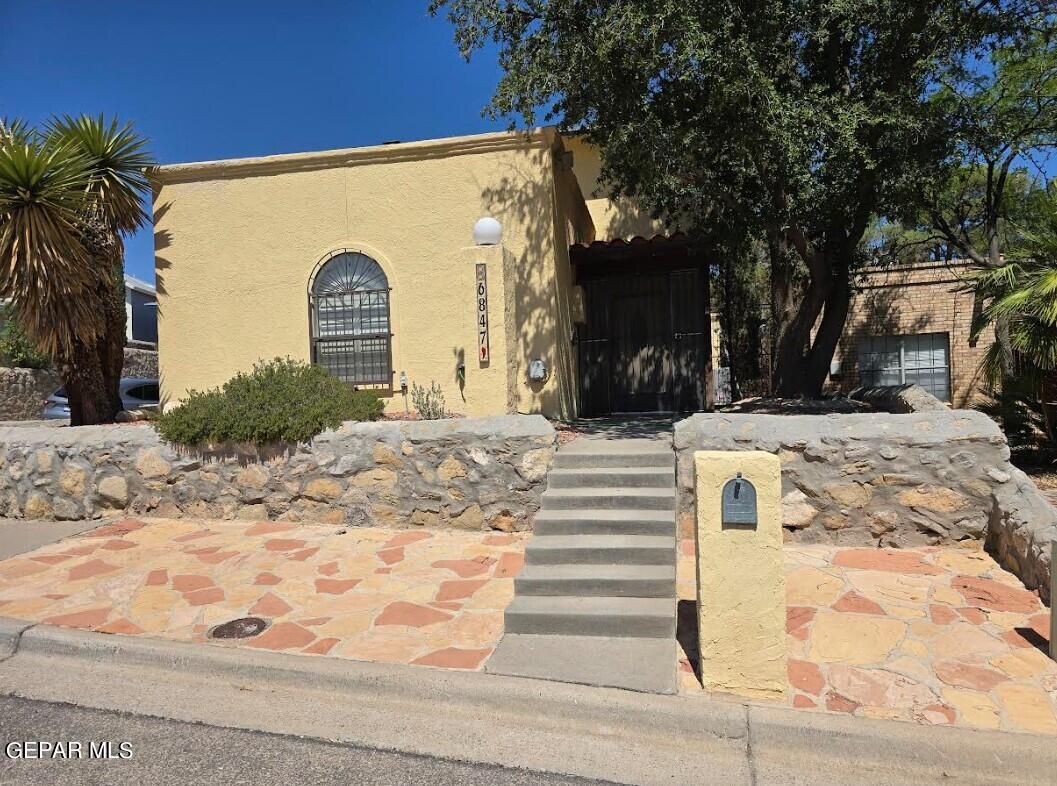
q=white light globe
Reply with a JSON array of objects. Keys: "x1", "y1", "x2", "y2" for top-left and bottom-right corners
[{"x1": 472, "y1": 217, "x2": 502, "y2": 246}]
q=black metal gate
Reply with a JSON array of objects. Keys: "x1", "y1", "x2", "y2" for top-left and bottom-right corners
[{"x1": 576, "y1": 266, "x2": 708, "y2": 416}]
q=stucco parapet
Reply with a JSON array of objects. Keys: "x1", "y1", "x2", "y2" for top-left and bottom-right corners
[{"x1": 153, "y1": 128, "x2": 559, "y2": 185}]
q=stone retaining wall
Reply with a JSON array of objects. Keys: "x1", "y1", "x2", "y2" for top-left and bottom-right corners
[
  {"x1": 0, "y1": 415, "x2": 555, "y2": 532},
  {"x1": 674, "y1": 411, "x2": 1057, "y2": 599},
  {"x1": 0, "y1": 368, "x2": 61, "y2": 421},
  {"x1": 122, "y1": 348, "x2": 158, "y2": 379}
]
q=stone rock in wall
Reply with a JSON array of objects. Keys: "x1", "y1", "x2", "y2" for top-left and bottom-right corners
[
  {"x1": 986, "y1": 469, "x2": 1057, "y2": 602},
  {"x1": 849, "y1": 384, "x2": 948, "y2": 414},
  {"x1": 135, "y1": 448, "x2": 171, "y2": 479},
  {"x1": 122, "y1": 348, "x2": 158, "y2": 379},
  {"x1": 518, "y1": 447, "x2": 555, "y2": 482},
  {"x1": 782, "y1": 489, "x2": 817, "y2": 529},
  {"x1": 0, "y1": 367, "x2": 61, "y2": 422},
  {"x1": 97, "y1": 475, "x2": 129, "y2": 507}
]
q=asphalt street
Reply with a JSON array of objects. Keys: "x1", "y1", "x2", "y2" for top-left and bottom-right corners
[{"x1": 0, "y1": 695, "x2": 611, "y2": 786}]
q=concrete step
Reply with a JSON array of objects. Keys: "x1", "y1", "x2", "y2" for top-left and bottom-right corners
[
  {"x1": 546, "y1": 467, "x2": 674, "y2": 489},
  {"x1": 553, "y1": 451, "x2": 673, "y2": 470},
  {"x1": 524, "y1": 535, "x2": 675, "y2": 566},
  {"x1": 541, "y1": 488, "x2": 675, "y2": 511},
  {"x1": 533, "y1": 509, "x2": 675, "y2": 536},
  {"x1": 485, "y1": 634, "x2": 677, "y2": 693},
  {"x1": 503, "y1": 596, "x2": 676, "y2": 638},
  {"x1": 515, "y1": 564, "x2": 675, "y2": 597}
]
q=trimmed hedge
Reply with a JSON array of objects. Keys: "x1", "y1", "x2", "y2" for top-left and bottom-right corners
[{"x1": 156, "y1": 358, "x2": 383, "y2": 446}]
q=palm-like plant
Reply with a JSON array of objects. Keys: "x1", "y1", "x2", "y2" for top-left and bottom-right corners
[
  {"x1": 0, "y1": 115, "x2": 153, "y2": 424},
  {"x1": 970, "y1": 189, "x2": 1057, "y2": 443}
]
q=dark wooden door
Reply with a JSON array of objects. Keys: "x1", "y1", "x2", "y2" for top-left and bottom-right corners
[
  {"x1": 610, "y1": 273, "x2": 672, "y2": 412},
  {"x1": 577, "y1": 267, "x2": 707, "y2": 415}
]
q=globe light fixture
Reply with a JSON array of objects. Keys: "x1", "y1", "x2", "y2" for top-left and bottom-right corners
[{"x1": 472, "y1": 217, "x2": 502, "y2": 246}]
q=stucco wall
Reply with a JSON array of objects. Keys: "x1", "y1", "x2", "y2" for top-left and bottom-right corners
[
  {"x1": 154, "y1": 130, "x2": 580, "y2": 419},
  {"x1": 565, "y1": 136, "x2": 665, "y2": 242}
]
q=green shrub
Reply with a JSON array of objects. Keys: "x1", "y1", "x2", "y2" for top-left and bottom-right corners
[
  {"x1": 410, "y1": 380, "x2": 449, "y2": 419},
  {"x1": 156, "y1": 357, "x2": 383, "y2": 446},
  {"x1": 0, "y1": 316, "x2": 50, "y2": 369}
]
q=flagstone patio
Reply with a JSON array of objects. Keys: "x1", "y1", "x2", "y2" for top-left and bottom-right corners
[
  {"x1": 0, "y1": 517, "x2": 1055, "y2": 736},
  {"x1": 678, "y1": 540, "x2": 1057, "y2": 735},
  {"x1": 0, "y1": 518, "x2": 525, "y2": 670}
]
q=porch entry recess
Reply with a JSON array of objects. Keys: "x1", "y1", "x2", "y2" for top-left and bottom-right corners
[{"x1": 573, "y1": 237, "x2": 712, "y2": 417}]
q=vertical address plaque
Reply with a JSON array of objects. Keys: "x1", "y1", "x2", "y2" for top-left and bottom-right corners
[{"x1": 476, "y1": 263, "x2": 490, "y2": 363}]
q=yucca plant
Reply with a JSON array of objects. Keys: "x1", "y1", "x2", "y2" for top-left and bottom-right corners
[
  {"x1": 969, "y1": 189, "x2": 1057, "y2": 443},
  {"x1": 0, "y1": 115, "x2": 153, "y2": 424}
]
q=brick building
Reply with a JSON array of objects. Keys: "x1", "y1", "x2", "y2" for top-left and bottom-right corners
[{"x1": 827, "y1": 261, "x2": 995, "y2": 407}]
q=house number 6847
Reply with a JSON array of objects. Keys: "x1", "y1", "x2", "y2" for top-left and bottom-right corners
[{"x1": 476, "y1": 263, "x2": 490, "y2": 364}]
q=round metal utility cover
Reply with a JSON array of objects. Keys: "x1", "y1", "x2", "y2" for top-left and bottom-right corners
[{"x1": 209, "y1": 617, "x2": 268, "y2": 640}]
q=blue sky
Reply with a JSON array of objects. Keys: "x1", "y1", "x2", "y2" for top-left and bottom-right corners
[{"x1": 0, "y1": 1, "x2": 505, "y2": 282}]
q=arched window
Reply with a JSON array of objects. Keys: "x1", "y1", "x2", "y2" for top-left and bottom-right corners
[{"x1": 309, "y1": 251, "x2": 392, "y2": 387}]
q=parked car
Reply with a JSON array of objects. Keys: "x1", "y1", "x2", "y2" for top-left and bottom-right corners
[{"x1": 42, "y1": 378, "x2": 160, "y2": 420}]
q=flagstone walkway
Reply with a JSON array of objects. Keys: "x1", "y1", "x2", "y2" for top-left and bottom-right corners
[
  {"x1": 0, "y1": 518, "x2": 525, "y2": 670},
  {"x1": 678, "y1": 540, "x2": 1057, "y2": 735}
]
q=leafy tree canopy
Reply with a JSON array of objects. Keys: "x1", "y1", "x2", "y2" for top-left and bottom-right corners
[{"x1": 431, "y1": 0, "x2": 1050, "y2": 395}]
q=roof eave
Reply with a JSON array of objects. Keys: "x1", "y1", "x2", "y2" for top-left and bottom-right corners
[{"x1": 152, "y1": 127, "x2": 559, "y2": 186}]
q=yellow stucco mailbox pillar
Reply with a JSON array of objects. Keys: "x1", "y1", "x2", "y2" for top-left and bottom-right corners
[{"x1": 694, "y1": 450, "x2": 786, "y2": 700}]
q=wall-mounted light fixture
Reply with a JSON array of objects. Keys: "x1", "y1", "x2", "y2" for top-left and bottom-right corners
[{"x1": 472, "y1": 217, "x2": 502, "y2": 246}]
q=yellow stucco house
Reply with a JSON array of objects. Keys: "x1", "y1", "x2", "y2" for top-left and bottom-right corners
[{"x1": 152, "y1": 128, "x2": 713, "y2": 419}]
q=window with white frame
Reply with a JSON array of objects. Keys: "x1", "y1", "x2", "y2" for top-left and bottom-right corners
[{"x1": 857, "y1": 332, "x2": 951, "y2": 402}]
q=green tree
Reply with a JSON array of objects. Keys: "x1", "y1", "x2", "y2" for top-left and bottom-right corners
[
  {"x1": 0, "y1": 115, "x2": 153, "y2": 424},
  {"x1": 970, "y1": 187, "x2": 1057, "y2": 442},
  {"x1": 924, "y1": 37, "x2": 1057, "y2": 269},
  {"x1": 881, "y1": 35, "x2": 1057, "y2": 373},
  {"x1": 431, "y1": 0, "x2": 1043, "y2": 395}
]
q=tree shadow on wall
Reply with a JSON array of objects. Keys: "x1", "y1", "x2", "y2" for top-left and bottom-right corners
[
  {"x1": 477, "y1": 149, "x2": 579, "y2": 418},
  {"x1": 151, "y1": 199, "x2": 174, "y2": 409},
  {"x1": 837, "y1": 275, "x2": 934, "y2": 389}
]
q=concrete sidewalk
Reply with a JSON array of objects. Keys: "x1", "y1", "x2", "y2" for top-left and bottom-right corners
[
  {"x1": 0, "y1": 519, "x2": 103, "y2": 560},
  {"x1": 1, "y1": 617, "x2": 1053, "y2": 786}
]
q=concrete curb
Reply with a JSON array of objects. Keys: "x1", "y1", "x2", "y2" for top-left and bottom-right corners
[
  {"x1": 8, "y1": 618, "x2": 744, "y2": 740},
  {"x1": 0, "y1": 617, "x2": 33, "y2": 659},
  {"x1": 2, "y1": 616, "x2": 1057, "y2": 784}
]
